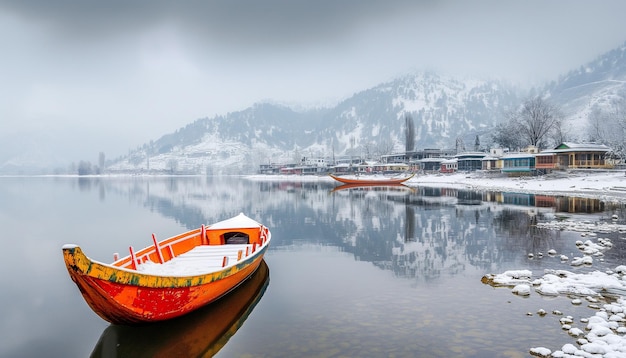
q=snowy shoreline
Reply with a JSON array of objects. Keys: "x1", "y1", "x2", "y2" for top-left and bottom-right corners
[
  {"x1": 246, "y1": 170, "x2": 626, "y2": 202},
  {"x1": 9, "y1": 170, "x2": 626, "y2": 203},
  {"x1": 422, "y1": 171, "x2": 626, "y2": 357},
  {"x1": 410, "y1": 172, "x2": 626, "y2": 356},
  {"x1": 408, "y1": 171, "x2": 626, "y2": 201}
]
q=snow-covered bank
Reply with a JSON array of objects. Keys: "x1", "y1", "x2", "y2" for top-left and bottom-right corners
[
  {"x1": 407, "y1": 171, "x2": 626, "y2": 202},
  {"x1": 415, "y1": 171, "x2": 626, "y2": 357},
  {"x1": 481, "y1": 229, "x2": 626, "y2": 357},
  {"x1": 484, "y1": 266, "x2": 626, "y2": 358}
]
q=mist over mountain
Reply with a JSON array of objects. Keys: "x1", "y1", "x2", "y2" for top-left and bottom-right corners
[
  {"x1": 4, "y1": 42, "x2": 626, "y2": 175},
  {"x1": 546, "y1": 42, "x2": 626, "y2": 134},
  {"x1": 107, "y1": 72, "x2": 523, "y2": 174}
]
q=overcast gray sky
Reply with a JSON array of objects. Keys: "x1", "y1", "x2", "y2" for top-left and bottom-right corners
[{"x1": 2, "y1": 0, "x2": 626, "y2": 165}]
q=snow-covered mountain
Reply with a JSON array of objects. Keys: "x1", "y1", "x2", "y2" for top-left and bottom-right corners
[
  {"x1": 546, "y1": 43, "x2": 626, "y2": 135},
  {"x1": 4, "y1": 42, "x2": 626, "y2": 175},
  {"x1": 108, "y1": 72, "x2": 522, "y2": 174}
]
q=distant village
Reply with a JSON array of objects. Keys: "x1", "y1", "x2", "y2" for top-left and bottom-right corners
[{"x1": 259, "y1": 142, "x2": 621, "y2": 176}]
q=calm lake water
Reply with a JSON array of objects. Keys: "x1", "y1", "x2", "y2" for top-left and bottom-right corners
[{"x1": 2, "y1": 176, "x2": 626, "y2": 357}]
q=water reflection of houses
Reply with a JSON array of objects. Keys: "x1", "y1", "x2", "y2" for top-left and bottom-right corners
[
  {"x1": 386, "y1": 188, "x2": 606, "y2": 280},
  {"x1": 413, "y1": 185, "x2": 605, "y2": 214},
  {"x1": 483, "y1": 191, "x2": 604, "y2": 213},
  {"x1": 553, "y1": 196, "x2": 604, "y2": 213},
  {"x1": 387, "y1": 191, "x2": 598, "y2": 281},
  {"x1": 390, "y1": 194, "x2": 500, "y2": 281}
]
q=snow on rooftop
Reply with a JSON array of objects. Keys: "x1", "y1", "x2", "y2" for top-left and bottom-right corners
[
  {"x1": 502, "y1": 152, "x2": 536, "y2": 159},
  {"x1": 418, "y1": 157, "x2": 445, "y2": 162},
  {"x1": 560, "y1": 142, "x2": 611, "y2": 150},
  {"x1": 541, "y1": 142, "x2": 612, "y2": 154}
]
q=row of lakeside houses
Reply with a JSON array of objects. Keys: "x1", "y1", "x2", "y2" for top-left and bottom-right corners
[{"x1": 259, "y1": 142, "x2": 619, "y2": 176}]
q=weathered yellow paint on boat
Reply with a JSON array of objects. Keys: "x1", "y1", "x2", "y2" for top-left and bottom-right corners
[{"x1": 65, "y1": 246, "x2": 257, "y2": 288}]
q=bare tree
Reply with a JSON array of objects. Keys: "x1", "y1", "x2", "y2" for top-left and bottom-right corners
[
  {"x1": 167, "y1": 159, "x2": 179, "y2": 174},
  {"x1": 455, "y1": 136, "x2": 465, "y2": 153},
  {"x1": 492, "y1": 96, "x2": 562, "y2": 150},
  {"x1": 492, "y1": 121, "x2": 523, "y2": 150},
  {"x1": 549, "y1": 118, "x2": 569, "y2": 146},
  {"x1": 405, "y1": 113, "x2": 415, "y2": 153},
  {"x1": 376, "y1": 137, "x2": 396, "y2": 158},
  {"x1": 77, "y1": 161, "x2": 93, "y2": 175},
  {"x1": 586, "y1": 94, "x2": 626, "y2": 161},
  {"x1": 587, "y1": 106, "x2": 607, "y2": 143},
  {"x1": 613, "y1": 98, "x2": 626, "y2": 161},
  {"x1": 515, "y1": 97, "x2": 562, "y2": 148},
  {"x1": 98, "y1": 152, "x2": 105, "y2": 172},
  {"x1": 362, "y1": 141, "x2": 374, "y2": 160}
]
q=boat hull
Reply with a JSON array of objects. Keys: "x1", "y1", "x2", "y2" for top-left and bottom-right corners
[
  {"x1": 63, "y1": 245, "x2": 267, "y2": 325},
  {"x1": 331, "y1": 183, "x2": 414, "y2": 193},
  {"x1": 329, "y1": 173, "x2": 414, "y2": 185},
  {"x1": 90, "y1": 260, "x2": 270, "y2": 357}
]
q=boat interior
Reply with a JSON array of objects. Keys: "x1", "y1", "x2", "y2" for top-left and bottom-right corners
[{"x1": 111, "y1": 225, "x2": 269, "y2": 271}]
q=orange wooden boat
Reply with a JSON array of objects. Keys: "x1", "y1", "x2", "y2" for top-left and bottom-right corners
[
  {"x1": 329, "y1": 173, "x2": 414, "y2": 185},
  {"x1": 62, "y1": 213, "x2": 271, "y2": 325},
  {"x1": 90, "y1": 260, "x2": 270, "y2": 357},
  {"x1": 330, "y1": 183, "x2": 415, "y2": 193}
]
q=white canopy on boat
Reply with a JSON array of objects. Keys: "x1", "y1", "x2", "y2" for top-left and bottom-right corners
[{"x1": 208, "y1": 213, "x2": 262, "y2": 230}]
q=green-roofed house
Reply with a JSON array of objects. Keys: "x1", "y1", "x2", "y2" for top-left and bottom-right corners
[{"x1": 540, "y1": 142, "x2": 614, "y2": 170}]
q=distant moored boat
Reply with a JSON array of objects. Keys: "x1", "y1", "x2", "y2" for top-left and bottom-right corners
[{"x1": 329, "y1": 173, "x2": 414, "y2": 185}]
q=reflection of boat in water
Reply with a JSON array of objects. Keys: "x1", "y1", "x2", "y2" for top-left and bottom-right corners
[
  {"x1": 90, "y1": 260, "x2": 270, "y2": 358},
  {"x1": 329, "y1": 173, "x2": 415, "y2": 185},
  {"x1": 62, "y1": 213, "x2": 271, "y2": 325},
  {"x1": 331, "y1": 183, "x2": 415, "y2": 193}
]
